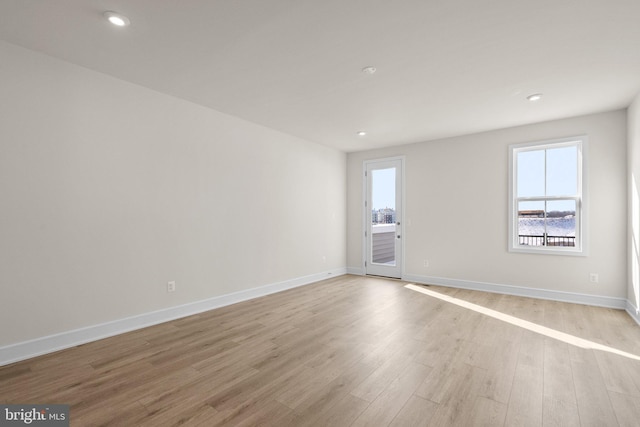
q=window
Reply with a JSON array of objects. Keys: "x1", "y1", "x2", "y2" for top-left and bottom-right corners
[{"x1": 509, "y1": 136, "x2": 587, "y2": 255}]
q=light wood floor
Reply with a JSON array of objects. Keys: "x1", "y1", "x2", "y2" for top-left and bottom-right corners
[{"x1": 1, "y1": 275, "x2": 640, "y2": 426}]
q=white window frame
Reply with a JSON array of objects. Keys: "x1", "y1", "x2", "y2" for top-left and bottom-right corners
[{"x1": 508, "y1": 135, "x2": 588, "y2": 256}]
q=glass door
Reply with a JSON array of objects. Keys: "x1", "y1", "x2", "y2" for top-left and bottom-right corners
[{"x1": 365, "y1": 158, "x2": 402, "y2": 278}]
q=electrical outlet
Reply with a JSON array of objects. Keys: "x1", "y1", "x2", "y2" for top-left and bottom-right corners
[
  {"x1": 322, "y1": 256, "x2": 326, "y2": 263},
  {"x1": 589, "y1": 273, "x2": 599, "y2": 283},
  {"x1": 423, "y1": 259, "x2": 429, "y2": 268},
  {"x1": 167, "y1": 281, "x2": 176, "y2": 292}
]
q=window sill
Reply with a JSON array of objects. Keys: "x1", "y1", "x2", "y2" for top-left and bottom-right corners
[{"x1": 508, "y1": 246, "x2": 587, "y2": 257}]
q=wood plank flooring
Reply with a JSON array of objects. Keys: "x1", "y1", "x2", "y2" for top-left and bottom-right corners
[{"x1": 1, "y1": 275, "x2": 639, "y2": 426}]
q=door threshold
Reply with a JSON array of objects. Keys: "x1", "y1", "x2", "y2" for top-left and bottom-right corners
[{"x1": 365, "y1": 274, "x2": 403, "y2": 281}]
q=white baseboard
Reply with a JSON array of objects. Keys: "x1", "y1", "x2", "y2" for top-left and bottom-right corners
[
  {"x1": 0, "y1": 268, "x2": 347, "y2": 367},
  {"x1": 346, "y1": 267, "x2": 364, "y2": 275},
  {"x1": 403, "y1": 274, "x2": 628, "y2": 310},
  {"x1": 626, "y1": 300, "x2": 640, "y2": 326}
]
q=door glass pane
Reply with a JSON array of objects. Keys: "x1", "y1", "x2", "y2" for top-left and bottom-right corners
[
  {"x1": 546, "y1": 200, "x2": 576, "y2": 247},
  {"x1": 371, "y1": 168, "x2": 396, "y2": 265},
  {"x1": 518, "y1": 200, "x2": 545, "y2": 246},
  {"x1": 547, "y1": 145, "x2": 577, "y2": 196},
  {"x1": 517, "y1": 150, "x2": 545, "y2": 197}
]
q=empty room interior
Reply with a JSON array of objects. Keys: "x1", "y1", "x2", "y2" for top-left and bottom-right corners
[{"x1": 2, "y1": 1, "x2": 640, "y2": 426}]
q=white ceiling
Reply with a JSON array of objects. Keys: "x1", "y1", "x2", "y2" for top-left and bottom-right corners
[{"x1": 1, "y1": 1, "x2": 639, "y2": 152}]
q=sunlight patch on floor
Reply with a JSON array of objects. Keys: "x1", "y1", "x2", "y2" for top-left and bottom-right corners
[{"x1": 405, "y1": 283, "x2": 640, "y2": 361}]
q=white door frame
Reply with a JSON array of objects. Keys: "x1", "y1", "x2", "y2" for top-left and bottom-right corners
[{"x1": 362, "y1": 156, "x2": 405, "y2": 278}]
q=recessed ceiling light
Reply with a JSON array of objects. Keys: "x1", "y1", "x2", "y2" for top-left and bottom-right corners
[
  {"x1": 362, "y1": 66, "x2": 377, "y2": 75},
  {"x1": 103, "y1": 11, "x2": 130, "y2": 27},
  {"x1": 527, "y1": 93, "x2": 543, "y2": 102},
  {"x1": 357, "y1": 131, "x2": 367, "y2": 136}
]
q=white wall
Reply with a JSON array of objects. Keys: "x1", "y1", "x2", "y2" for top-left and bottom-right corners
[
  {"x1": 628, "y1": 93, "x2": 640, "y2": 316},
  {"x1": 0, "y1": 41, "x2": 346, "y2": 347},
  {"x1": 348, "y1": 110, "x2": 627, "y2": 300}
]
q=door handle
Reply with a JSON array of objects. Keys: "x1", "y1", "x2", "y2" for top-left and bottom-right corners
[{"x1": 397, "y1": 235, "x2": 401, "y2": 239}]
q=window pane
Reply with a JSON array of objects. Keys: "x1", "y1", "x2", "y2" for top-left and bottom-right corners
[
  {"x1": 546, "y1": 200, "x2": 576, "y2": 247},
  {"x1": 371, "y1": 168, "x2": 395, "y2": 211},
  {"x1": 518, "y1": 201, "x2": 545, "y2": 246},
  {"x1": 371, "y1": 168, "x2": 396, "y2": 265},
  {"x1": 517, "y1": 150, "x2": 545, "y2": 197},
  {"x1": 547, "y1": 145, "x2": 577, "y2": 196}
]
